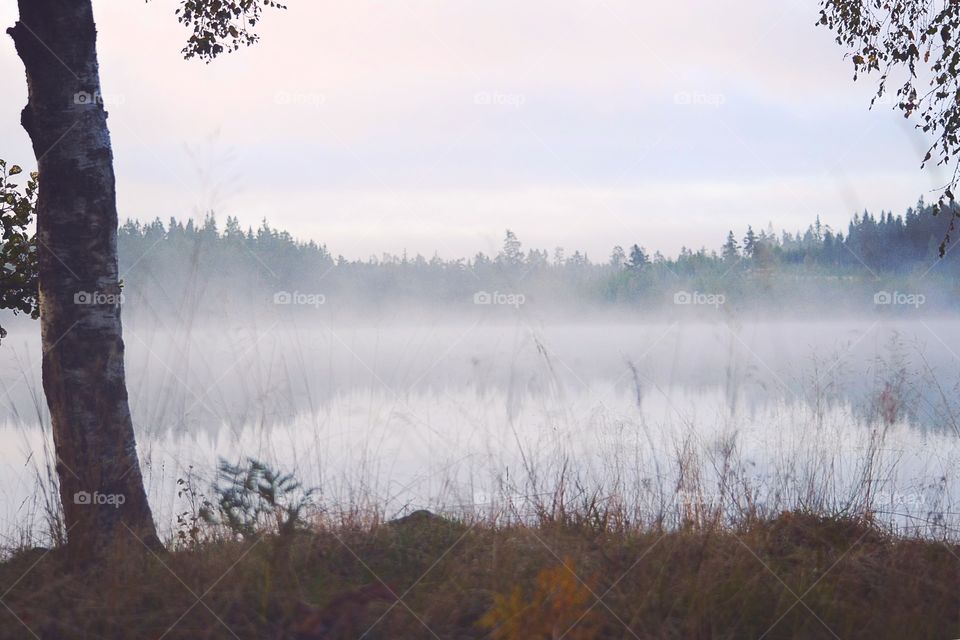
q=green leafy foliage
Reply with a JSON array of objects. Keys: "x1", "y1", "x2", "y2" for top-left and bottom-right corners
[
  {"x1": 204, "y1": 457, "x2": 314, "y2": 540},
  {"x1": 0, "y1": 159, "x2": 38, "y2": 343},
  {"x1": 173, "y1": 0, "x2": 288, "y2": 62},
  {"x1": 818, "y1": 1, "x2": 960, "y2": 252}
]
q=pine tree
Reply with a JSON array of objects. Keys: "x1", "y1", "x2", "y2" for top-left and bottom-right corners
[
  {"x1": 743, "y1": 226, "x2": 757, "y2": 258},
  {"x1": 627, "y1": 244, "x2": 648, "y2": 269},
  {"x1": 500, "y1": 229, "x2": 524, "y2": 266},
  {"x1": 722, "y1": 231, "x2": 740, "y2": 261}
]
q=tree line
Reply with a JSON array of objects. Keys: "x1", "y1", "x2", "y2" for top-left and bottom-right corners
[{"x1": 115, "y1": 199, "x2": 959, "y2": 314}]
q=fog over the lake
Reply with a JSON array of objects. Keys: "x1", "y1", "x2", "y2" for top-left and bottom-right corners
[{"x1": 4, "y1": 193, "x2": 960, "y2": 537}]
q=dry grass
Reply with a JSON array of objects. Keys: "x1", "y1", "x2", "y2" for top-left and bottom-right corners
[{"x1": 1, "y1": 509, "x2": 958, "y2": 639}]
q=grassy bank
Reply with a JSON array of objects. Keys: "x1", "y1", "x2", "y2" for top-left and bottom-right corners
[{"x1": 1, "y1": 510, "x2": 958, "y2": 639}]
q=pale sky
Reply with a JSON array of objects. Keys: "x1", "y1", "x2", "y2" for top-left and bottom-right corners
[{"x1": 0, "y1": 0, "x2": 944, "y2": 259}]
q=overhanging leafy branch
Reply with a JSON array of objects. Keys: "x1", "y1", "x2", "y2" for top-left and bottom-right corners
[{"x1": 0, "y1": 159, "x2": 38, "y2": 342}]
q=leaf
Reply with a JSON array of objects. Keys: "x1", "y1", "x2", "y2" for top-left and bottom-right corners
[{"x1": 8, "y1": 166, "x2": 21, "y2": 176}]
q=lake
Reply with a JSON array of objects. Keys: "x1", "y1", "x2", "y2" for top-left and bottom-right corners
[{"x1": 2, "y1": 316, "x2": 960, "y2": 540}]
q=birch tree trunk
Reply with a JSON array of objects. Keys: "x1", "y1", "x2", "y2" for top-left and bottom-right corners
[{"x1": 8, "y1": 0, "x2": 160, "y2": 555}]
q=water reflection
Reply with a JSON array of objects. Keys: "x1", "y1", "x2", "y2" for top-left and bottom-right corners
[{"x1": 2, "y1": 318, "x2": 960, "y2": 537}]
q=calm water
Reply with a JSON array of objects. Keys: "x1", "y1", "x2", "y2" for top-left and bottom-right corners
[{"x1": 3, "y1": 317, "x2": 960, "y2": 538}]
